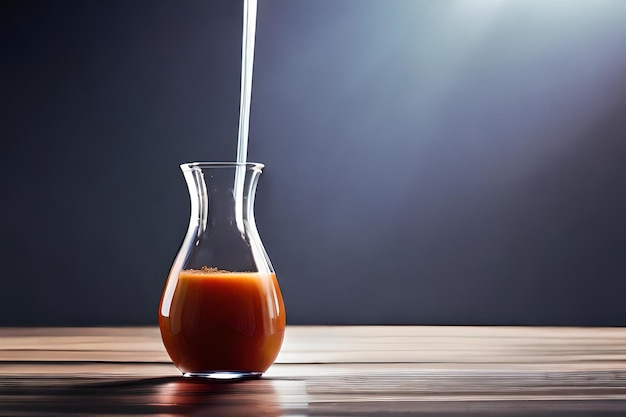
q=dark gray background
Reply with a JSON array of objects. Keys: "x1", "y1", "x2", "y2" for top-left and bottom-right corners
[{"x1": 2, "y1": 0, "x2": 626, "y2": 326}]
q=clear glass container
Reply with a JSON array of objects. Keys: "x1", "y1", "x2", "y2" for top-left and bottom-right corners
[{"x1": 159, "y1": 162, "x2": 285, "y2": 380}]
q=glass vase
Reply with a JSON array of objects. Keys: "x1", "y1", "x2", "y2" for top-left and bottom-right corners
[{"x1": 159, "y1": 162, "x2": 285, "y2": 380}]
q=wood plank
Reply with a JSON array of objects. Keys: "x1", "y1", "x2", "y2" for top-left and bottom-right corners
[{"x1": 3, "y1": 326, "x2": 626, "y2": 365}]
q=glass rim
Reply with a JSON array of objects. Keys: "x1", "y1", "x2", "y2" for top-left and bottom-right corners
[{"x1": 180, "y1": 162, "x2": 265, "y2": 171}]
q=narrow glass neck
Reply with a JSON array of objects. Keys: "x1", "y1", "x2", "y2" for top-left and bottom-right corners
[{"x1": 182, "y1": 164, "x2": 262, "y2": 234}]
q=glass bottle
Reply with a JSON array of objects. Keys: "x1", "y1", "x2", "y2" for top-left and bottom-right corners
[{"x1": 159, "y1": 162, "x2": 285, "y2": 379}]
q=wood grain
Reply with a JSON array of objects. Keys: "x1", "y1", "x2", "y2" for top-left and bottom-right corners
[{"x1": 2, "y1": 326, "x2": 626, "y2": 415}]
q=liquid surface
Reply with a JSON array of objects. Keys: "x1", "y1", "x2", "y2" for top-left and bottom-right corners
[{"x1": 159, "y1": 270, "x2": 285, "y2": 374}]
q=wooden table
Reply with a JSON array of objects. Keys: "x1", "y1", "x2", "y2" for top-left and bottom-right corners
[{"x1": 2, "y1": 326, "x2": 626, "y2": 416}]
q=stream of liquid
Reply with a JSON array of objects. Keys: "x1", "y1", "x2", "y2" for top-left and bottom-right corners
[
  {"x1": 234, "y1": 0, "x2": 257, "y2": 228},
  {"x1": 236, "y1": 0, "x2": 257, "y2": 166}
]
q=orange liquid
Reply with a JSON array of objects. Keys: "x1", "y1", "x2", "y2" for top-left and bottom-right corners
[{"x1": 159, "y1": 271, "x2": 285, "y2": 374}]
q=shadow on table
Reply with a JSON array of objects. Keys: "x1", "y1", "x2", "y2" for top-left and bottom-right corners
[{"x1": 0, "y1": 375, "x2": 298, "y2": 416}]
